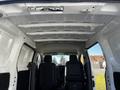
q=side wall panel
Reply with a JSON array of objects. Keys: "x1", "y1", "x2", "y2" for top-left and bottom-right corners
[{"x1": 0, "y1": 18, "x2": 35, "y2": 90}]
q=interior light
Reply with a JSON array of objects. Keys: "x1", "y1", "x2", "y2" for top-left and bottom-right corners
[{"x1": 28, "y1": 6, "x2": 64, "y2": 14}]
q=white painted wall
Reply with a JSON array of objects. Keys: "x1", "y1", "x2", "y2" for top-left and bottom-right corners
[{"x1": 0, "y1": 18, "x2": 35, "y2": 90}]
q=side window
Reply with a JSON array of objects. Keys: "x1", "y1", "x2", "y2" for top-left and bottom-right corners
[
  {"x1": 17, "y1": 44, "x2": 34, "y2": 71},
  {"x1": 0, "y1": 30, "x2": 14, "y2": 67},
  {"x1": 87, "y1": 43, "x2": 106, "y2": 90}
]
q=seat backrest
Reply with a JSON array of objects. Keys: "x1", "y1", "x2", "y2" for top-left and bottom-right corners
[
  {"x1": 66, "y1": 55, "x2": 84, "y2": 82},
  {"x1": 39, "y1": 55, "x2": 57, "y2": 89}
]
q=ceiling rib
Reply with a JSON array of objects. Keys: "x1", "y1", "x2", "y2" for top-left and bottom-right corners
[
  {"x1": 34, "y1": 39, "x2": 88, "y2": 42},
  {"x1": 18, "y1": 22, "x2": 103, "y2": 28},
  {"x1": 27, "y1": 31, "x2": 95, "y2": 35},
  {"x1": 26, "y1": 3, "x2": 106, "y2": 7}
]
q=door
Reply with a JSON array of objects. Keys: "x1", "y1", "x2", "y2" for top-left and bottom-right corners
[{"x1": 87, "y1": 43, "x2": 106, "y2": 90}]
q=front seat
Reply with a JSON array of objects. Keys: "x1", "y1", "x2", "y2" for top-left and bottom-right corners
[
  {"x1": 39, "y1": 55, "x2": 57, "y2": 90},
  {"x1": 65, "y1": 55, "x2": 84, "y2": 90}
]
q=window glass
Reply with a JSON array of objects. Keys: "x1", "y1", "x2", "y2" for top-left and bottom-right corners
[
  {"x1": 52, "y1": 55, "x2": 69, "y2": 65},
  {"x1": 0, "y1": 30, "x2": 14, "y2": 66}
]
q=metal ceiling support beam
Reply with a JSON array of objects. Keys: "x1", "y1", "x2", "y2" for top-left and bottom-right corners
[
  {"x1": 26, "y1": 31, "x2": 95, "y2": 35},
  {"x1": 34, "y1": 39, "x2": 88, "y2": 42},
  {"x1": 26, "y1": 2, "x2": 106, "y2": 6},
  {"x1": 18, "y1": 22, "x2": 103, "y2": 28}
]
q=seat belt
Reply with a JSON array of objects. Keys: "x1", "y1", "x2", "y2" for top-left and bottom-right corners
[{"x1": 28, "y1": 53, "x2": 38, "y2": 90}]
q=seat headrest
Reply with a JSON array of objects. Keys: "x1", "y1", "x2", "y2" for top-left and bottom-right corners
[
  {"x1": 70, "y1": 55, "x2": 78, "y2": 63},
  {"x1": 44, "y1": 55, "x2": 52, "y2": 63}
]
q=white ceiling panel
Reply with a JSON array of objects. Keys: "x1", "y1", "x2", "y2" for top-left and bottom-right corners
[{"x1": 0, "y1": 3, "x2": 118, "y2": 42}]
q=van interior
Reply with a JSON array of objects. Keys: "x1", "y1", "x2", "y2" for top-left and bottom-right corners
[{"x1": 0, "y1": 0, "x2": 120, "y2": 90}]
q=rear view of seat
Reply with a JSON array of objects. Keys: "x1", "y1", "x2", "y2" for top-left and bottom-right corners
[
  {"x1": 39, "y1": 55, "x2": 57, "y2": 90},
  {"x1": 65, "y1": 55, "x2": 84, "y2": 90},
  {"x1": 57, "y1": 65, "x2": 65, "y2": 88}
]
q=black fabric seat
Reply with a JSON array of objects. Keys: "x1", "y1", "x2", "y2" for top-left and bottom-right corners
[
  {"x1": 39, "y1": 55, "x2": 57, "y2": 90},
  {"x1": 65, "y1": 55, "x2": 84, "y2": 90}
]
